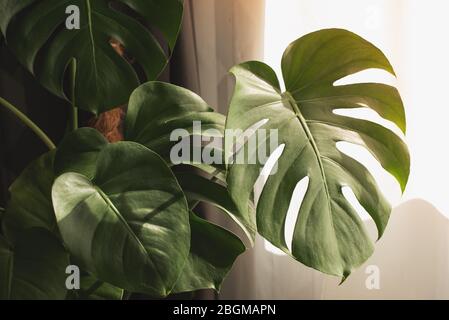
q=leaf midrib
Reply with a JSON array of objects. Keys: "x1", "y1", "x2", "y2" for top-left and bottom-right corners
[
  {"x1": 94, "y1": 186, "x2": 145, "y2": 252},
  {"x1": 85, "y1": 0, "x2": 99, "y2": 94},
  {"x1": 284, "y1": 92, "x2": 349, "y2": 271},
  {"x1": 93, "y1": 186, "x2": 163, "y2": 283},
  {"x1": 284, "y1": 91, "x2": 334, "y2": 224}
]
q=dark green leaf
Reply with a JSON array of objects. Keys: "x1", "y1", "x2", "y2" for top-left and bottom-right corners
[
  {"x1": 125, "y1": 81, "x2": 225, "y2": 159},
  {"x1": 0, "y1": 0, "x2": 183, "y2": 114},
  {"x1": 52, "y1": 142, "x2": 190, "y2": 297},
  {"x1": 226, "y1": 29, "x2": 410, "y2": 279}
]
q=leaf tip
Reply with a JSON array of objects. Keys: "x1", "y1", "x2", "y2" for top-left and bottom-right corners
[{"x1": 339, "y1": 270, "x2": 351, "y2": 285}]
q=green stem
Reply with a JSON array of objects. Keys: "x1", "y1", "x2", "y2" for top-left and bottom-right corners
[
  {"x1": 122, "y1": 290, "x2": 132, "y2": 300},
  {"x1": 69, "y1": 58, "x2": 78, "y2": 131},
  {"x1": 0, "y1": 96, "x2": 56, "y2": 150}
]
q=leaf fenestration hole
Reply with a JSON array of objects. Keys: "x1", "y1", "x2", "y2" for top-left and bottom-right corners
[
  {"x1": 284, "y1": 177, "x2": 309, "y2": 253},
  {"x1": 333, "y1": 68, "x2": 396, "y2": 87},
  {"x1": 341, "y1": 186, "x2": 371, "y2": 221},
  {"x1": 109, "y1": 37, "x2": 147, "y2": 83},
  {"x1": 336, "y1": 141, "x2": 401, "y2": 206},
  {"x1": 108, "y1": 1, "x2": 169, "y2": 53},
  {"x1": 109, "y1": 38, "x2": 135, "y2": 63},
  {"x1": 333, "y1": 107, "x2": 404, "y2": 138},
  {"x1": 254, "y1": 143, "x2": 285, "y2": 205},
  {"x1": 341, "y1": 186, "x2": 377, "y2": 241}
]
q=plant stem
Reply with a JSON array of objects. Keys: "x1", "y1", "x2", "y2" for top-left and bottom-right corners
[
  {"x1": 122, "y1": 290, "x2": 132, "y2": 300},
  {"x1": 0, "y1": 96, "x2": 56, "y2": 150},
  {"x1": 69, "y1": 58, "x2": 78, "y2": 131}
]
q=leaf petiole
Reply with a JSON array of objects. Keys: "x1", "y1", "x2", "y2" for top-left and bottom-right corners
[
  {"x1": 69, "y1": 58, "x2": 78, "y2": 131},
  {"x1": 0, "y1": 96, "x2": 56, "y2": 150}
]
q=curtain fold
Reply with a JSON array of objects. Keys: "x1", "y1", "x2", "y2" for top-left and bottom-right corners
[{"x1": 171, "y1": 0, "x2": 265, "y2": 111}]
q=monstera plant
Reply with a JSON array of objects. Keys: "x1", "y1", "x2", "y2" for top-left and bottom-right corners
[{"x1": 0, "y1": 0, "x2": 409, "y2": 300}]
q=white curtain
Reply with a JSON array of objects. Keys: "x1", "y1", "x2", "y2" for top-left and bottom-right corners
[{"x1": 178, "y1": 0, "x2": 449, "y2": 299}]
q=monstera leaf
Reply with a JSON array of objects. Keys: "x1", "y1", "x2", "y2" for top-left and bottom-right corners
[
  {"x1": 0, "y1": 228, "x2": 69, "y2": 300},
  {"x1": 125, "y1": 81, "x2": 225, "y2": 160},
  {"x1": 0, "y1": 0, "x2": 183, "y2": 114},
  {"x1": 226, "y1": 29, "x2": 410, "y2": 278},
  {"x1": 52, "y1": 141, "x2": 190, "y2": 296}
]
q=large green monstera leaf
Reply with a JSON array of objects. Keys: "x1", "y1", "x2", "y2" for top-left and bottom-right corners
[
  {"x1": 0, "y1": 0, "x2": 183, "y2": 114},
  {"x1": 52, "y1": 141, "x2": 190, "y2": 296},
  {"x1": 226, "y1": 29, "x2": 410, "y2": 278}
]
